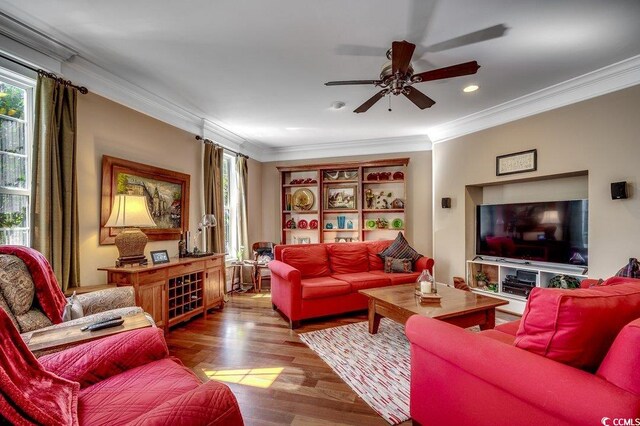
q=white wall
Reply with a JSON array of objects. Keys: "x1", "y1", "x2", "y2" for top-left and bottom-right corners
[{"x1": 433, "y1": 85, "x2": 640, "y2": 282}]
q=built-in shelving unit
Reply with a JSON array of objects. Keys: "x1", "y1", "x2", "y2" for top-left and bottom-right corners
[
  {"x1": 278, "y1": 158, "x2": 409, "y2": 244},
  {"x1": 466, "y1": 258, "x2": 588, "y2": 314}
]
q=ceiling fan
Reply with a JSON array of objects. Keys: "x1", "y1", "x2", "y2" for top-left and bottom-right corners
[{"x1": 325, "y1": 40, "x2": 480, "y2": 113}]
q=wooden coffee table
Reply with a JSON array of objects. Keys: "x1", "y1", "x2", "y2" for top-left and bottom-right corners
[
  {"x1": 26, "y1": 312, "x2": 154, "y2": 355},
  {"x1": 359, "y1": 283, "x2": 508, "y2": 334}
]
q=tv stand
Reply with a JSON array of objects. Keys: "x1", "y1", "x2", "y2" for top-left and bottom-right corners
[{"x1": 466, "y1": 259, "x2": 588, "y2": 314}]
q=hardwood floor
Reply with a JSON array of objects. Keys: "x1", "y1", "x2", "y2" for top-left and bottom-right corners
[{"x1": 165, "y1": 292, "x2": 518, "y2": 425}]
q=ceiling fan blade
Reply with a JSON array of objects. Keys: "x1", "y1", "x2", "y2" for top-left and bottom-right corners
[
  {"x1": 403, "y1": 87, "x2": 436, "y2": 109},
  {"x1": 354, "y1": 90, "x2": 387, "y2": 113},
  {"x1": 425, "y1": 24, "x2": 508, "y2": 53},
  {"x1": 334, "y1": 44, "x2": 388, "y2": 57},
  {"x1": 412, "y1": 61, "x2": 480, "y2": 83},
  {"x1": 325, "y1": 80, "x2": 381, "y2": 86},
  {"x1": 392, "y1": 40, "x2": 416, "y2": 76}
]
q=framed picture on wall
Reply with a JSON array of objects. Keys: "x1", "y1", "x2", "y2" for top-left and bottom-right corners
[
  {"x1": 324, "y1": 185, "x2": 357, "y2": 210},
  {"x1": 496, "y1": 149, "x2": 537, "y2": 176},
  {"x1": 100, "y1": 155, "x2": 190, "y2": 245}
]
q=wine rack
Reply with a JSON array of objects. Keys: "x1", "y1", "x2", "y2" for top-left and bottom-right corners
[{"x1": 168, "y1": 272, "x2": 203, "y2": 323}]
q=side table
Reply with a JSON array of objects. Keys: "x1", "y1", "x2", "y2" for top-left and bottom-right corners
[{"x1": 26, "y1": 312, "x2": 154, "y2": 356}]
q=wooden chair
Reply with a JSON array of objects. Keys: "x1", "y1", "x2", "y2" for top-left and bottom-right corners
[{"x1": 250, "y1": 242, "x2": 275, "y2": 292}]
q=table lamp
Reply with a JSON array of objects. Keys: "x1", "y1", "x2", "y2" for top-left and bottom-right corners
[
  {"x1": 105, "y1": 194, "x2": 156, "y2": 266},
  {"x1": 199, "y1": 214, "x2": 217, "y2": 254}
]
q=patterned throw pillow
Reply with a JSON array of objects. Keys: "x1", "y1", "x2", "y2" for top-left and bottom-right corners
[
  {"x1": 378, "y1": 232, "x2": 421, "y2": 264},
  {"x1": 0, "y1": 255, "x2": 35, "y2": 315},
  {"x1": 615, "y1": 258, "x2": 640, "y2": 279},
  {"x1": 62, "y1": 292, "x2": 84, "y2": 322},
  {"x1": 384, "y1": 257, "x2": 412, "y2": 273}
]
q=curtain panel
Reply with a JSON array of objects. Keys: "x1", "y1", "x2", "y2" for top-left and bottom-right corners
[
  {"x1": 203, "y1": 143, "x2": 225, "y2": 253},
  {"x1": 236, "y1": 156, "x2": 249, "y2": 261},
  {"x1": 31, "y1": 75, "x2": 80, "y2": 291}
]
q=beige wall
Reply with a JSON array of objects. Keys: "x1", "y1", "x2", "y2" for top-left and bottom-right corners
[
  {"x1": 433, "y1": 85, "x2": 640, "y2": 282},
  {"x1": 260, "y1": 151, "x2": 433, "y2": 257},
  {"x1": 76, "y1": 93, "x2": 263, "y2": 285}
]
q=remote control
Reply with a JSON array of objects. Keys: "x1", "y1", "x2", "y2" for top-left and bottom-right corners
[
  {"x1": 80, "y1": 315, "x2": 123, "y2": 332},
  {"x1": 86, "y1": 318, "x2": 125, "y2": 332}
]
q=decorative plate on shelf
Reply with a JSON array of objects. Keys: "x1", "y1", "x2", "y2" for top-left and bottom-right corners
[
  {"x1": 391, "y1": 218, "x2": 404, "y2": 229},
  {"x1": 298, "y1": 219, "x2": 308, "y2": 229},
  {"x1": 292, "y1": 188, "x2": 314, "y2": 211},
  {"x1": 309, "y1": 219, "x2": 318, "y2": 229},
  {"x1": 366, "y1": 219, "x2": 377, "y2": 229},
  {"x1": 393, "y1": 171, "x2": 404, "y2": 180},
  {"x1": 285, "y1": 219, "x2": 296, "y2": 229}
]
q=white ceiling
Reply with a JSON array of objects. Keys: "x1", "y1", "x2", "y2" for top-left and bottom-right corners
[{"x1": 1, "y1": 0, "x2": 640, "y2": 156}]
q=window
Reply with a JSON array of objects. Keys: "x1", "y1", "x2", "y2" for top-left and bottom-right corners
[
  {"x1": 0, "y1": 69, "x2": 33, "y2": 246},
  {"x1": 222, "y1": 153, "x2": 239, "y2": 259}
]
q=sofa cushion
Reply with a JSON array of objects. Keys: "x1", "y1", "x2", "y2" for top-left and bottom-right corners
[
  {"x1": 478, "y1": 329, "x2": 517, "y2": 345},
  {"x1": 596, "y1": 318, "x2": 640, "y2": 395},
  {"x1": 15, "y1": 309, "x2": 53, "y2": 333},
  {"x1": 327, "y1": 244, "x2": 369, "y2": 274},
  {"x1": 494, "y1": 319, "x2": 521, "y2": 336},
  {"x1": 370, "y1": 270, "x2": 420, "y2": 285},
  {"x1": 301, "y1": 277, "x2": 351, "y2": 300},
  {"x1": 514, "y1": 281, "x2": 640, "y2": 371},
  {"x1": 332, "y1": 272, "x2": 390, "y2": 291},
  {"x1": 367, "y1": 240, "x2": 392, "y2": 271},
  {"x1": 384, "y1": 257, "x2": 412, "y2": 273},
  {"x1": 0, "y1": 291, "x2": 19, "y2": 330},
  {"x1": 281, "y1": 245, "x2": 330, "y2": 278},
  {"x1": 377, "y1": 232, "x2": 421, "y2": 265},
  {"x1": 78, "y1": 358, "x2": 200, "y2": 425},
  {"x1": 0, "y1": 254, "x2": 35, "y2": 315}
]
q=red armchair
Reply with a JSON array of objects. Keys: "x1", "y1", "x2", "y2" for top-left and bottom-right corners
[{"x1": 0, "y1": 307, "x2": 244, "y2": 426}]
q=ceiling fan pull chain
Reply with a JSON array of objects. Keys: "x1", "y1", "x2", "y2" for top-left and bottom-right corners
[{"x1": 388, "y1": 94, "x2": 392, "y2": 112}]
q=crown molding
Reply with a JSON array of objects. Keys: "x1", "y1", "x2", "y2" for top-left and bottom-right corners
[
  {"x1": 0, "y1": 12, "x2": 76, "y2": 62},
  {"x1": 260, "y1": 135, "x2": 432, "y2": 162},
  {"x1": 428, "y1": 54, "x2": 640, "y2": 143}
]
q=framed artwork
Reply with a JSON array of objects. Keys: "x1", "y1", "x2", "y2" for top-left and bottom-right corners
[
  {"x1": 100, "y1": 156, "x2": 190, "y2": 245},
  {"x1": 324, "y1": 185, "x2": 357, "y2": 210},
  {"x1": 496, "y1": 149, "x2": 537, "y2": 176},
  {"x1": 150, "y1": 250, "x2": 170, "y2": 265}
]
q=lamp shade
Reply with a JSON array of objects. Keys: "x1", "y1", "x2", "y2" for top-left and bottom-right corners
[
  {"x1": 105, "y1": 195, "x2": 156, "y2": 228},
  {"x1": 540, "y1": 210, "x2": 560, "y2": 225},
  {"x1": 201, "y1": 214, "x2": 217, "y2": 228}
]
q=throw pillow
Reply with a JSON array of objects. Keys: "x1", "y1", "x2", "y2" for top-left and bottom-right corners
[
  {"x1": 384, "y1": 257, "x2": 412, "y2": 273},
  {"x1": 378, "y1": 232, "x2": 421, "y2": 265},
  {"x1": 615, "y1": 258, "x2": 640, "y2": 278},
  {"x1": 0, "y1": 255, "x2": 36, "y2": 316},
  {"x1": 61, "y1": 292, "x2": 84, "y2": 322}
]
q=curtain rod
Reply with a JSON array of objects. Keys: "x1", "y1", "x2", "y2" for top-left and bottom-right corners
[
  {"x1": 0, "y1": 52, "x2": 88, "y2": 94},
  {"x1": 195, "y1": 135, "x2": 249, "y2": 159}
]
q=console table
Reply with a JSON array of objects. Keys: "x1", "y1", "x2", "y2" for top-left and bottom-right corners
[{"x1": 98, "y1": 254, "x2": 225, "y2": 329}]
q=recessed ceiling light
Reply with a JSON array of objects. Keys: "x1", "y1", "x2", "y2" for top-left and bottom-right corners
[
  {"x1": 463, "y1": 85, "x2": 479, "y2": 93},
  {"x1": 330, "y1": 101, "x2": 346, "y2": 110}
]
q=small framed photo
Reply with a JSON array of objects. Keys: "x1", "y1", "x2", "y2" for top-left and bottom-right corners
[
  {"x1": 496, "y1": 149, "x2": 537, "y2": 176},
  {"x1": 324, "y1": 184, "x2": 357, "y2": 210},
  {"x1": 150, "y1": 250, "x2": 170, "y2": 265}
]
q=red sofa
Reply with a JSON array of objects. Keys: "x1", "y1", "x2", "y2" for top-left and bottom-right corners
[
  {"x1": 269, "y1": 240, "x2": 434, "y2": 328},
  {"x1": 406, "y1": 277, "x2": 640, "y2": 425},
  {"x1": 0, "y1": 307, "x2": 244, "y2": 425}
]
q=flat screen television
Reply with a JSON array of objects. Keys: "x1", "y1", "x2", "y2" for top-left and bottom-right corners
[{"x1": 476, "y1": 200, "x2": 588, "y2": 266}]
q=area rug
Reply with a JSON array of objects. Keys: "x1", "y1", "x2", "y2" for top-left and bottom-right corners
[{"x1": 298, "y1": 318, "x2": 507, "y2": 425}]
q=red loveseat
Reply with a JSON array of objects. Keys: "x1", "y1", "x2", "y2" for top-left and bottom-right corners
[
  {"x1": 269, "y1": 240, "x2": 434, "y2": 328},
  {"x1": 406, "y1": 277, "x2": 640, "y2": 426}
]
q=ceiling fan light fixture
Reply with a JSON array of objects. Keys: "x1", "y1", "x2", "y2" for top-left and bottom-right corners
[
  {"x1": 463, "y1": 84, "x2": 479, "y2": 93},
  {"x1": 330, "y1": 101, "x2": 346, "y2": 110}
]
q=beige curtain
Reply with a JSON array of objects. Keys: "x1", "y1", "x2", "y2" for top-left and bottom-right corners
[
  {"x1": 203, "y1": 143, "x2": 225, "y2": 253},
  {"x1": 31, "y1": 75, "x2": 80, "y2": 291},
  {"x1": 236, "y1": 156, "x2": 249, "y2": 260}
]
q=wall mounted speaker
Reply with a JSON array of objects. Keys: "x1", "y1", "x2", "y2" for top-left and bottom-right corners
[
  {"x1": 442, "y1": 197, "x2": 451, "y2": 208},
  {"x1": 611, "y1": 181, "x2": 628, "y2": 200}
]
